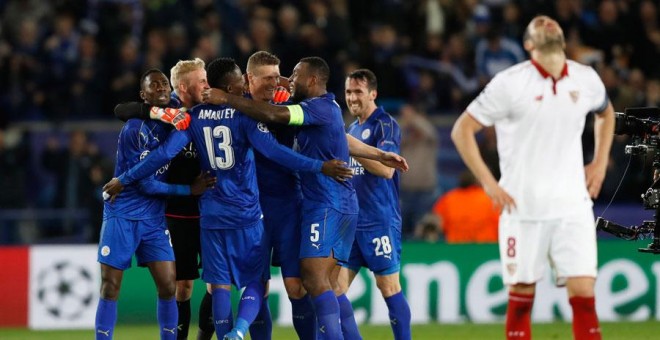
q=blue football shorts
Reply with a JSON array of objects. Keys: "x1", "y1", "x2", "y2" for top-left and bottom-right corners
[
  {"x1": 299, "y1": 207, "x2": 357, "y2": 263},
  {"x1": 97, "y1": 216, "x2": 174, "y2": 270}
]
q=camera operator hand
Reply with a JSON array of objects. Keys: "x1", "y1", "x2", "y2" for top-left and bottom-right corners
[{"x1": 585, "y1": 160, "x2": 607, "y2": 198}]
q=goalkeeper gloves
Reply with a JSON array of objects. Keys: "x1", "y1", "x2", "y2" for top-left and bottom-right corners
[
  {"x1": 272, "y1": 86, "x2": 291, "y2": 104},
  {"x1": 150, "y1": 106, "x2": 191, "y2": 130}
]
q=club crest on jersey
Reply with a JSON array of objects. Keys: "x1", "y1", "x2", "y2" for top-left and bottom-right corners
[
  {"x1": 361, "y1": 129, "x2": 371, "y2": 139},
  {"x1": 569, "y1": 90, "x2": 579, "y2": 103},
  {"x1": 257, "y1": 122, "x2": 269, "y2": 133},
  {"x1": 101, "y1": 245, "x2": 110, "y2": 256},
  {"x1": 140, "y1": 150, "x2": 150, "y2": 161},
  {"x1": 506, "y1": 263, "x2": 517, "y2": 276}
]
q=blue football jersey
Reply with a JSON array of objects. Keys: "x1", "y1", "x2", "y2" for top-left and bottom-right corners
[
  {"x1": 247, "y1": 93, "x2": 302, "y2": 201},
  {"x1": 104, "y1": 119, "x2": 188, "y2": 220},
  {"x1": 347, "y1": 107, "x2": 402, "y2": 231},
  {"x1": 118, "y1": 104, "x2": 324, "y2": 229},
  {"x1": 288, "y1": 93, "x2": 358, "y2": 214}
]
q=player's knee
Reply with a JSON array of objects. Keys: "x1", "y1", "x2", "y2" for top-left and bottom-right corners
[
  {"x1": 157, "y1": 280, "x2": 177, "y2": 299},
  {"x1": 509, "y1": 283, "x2": 536, "y2": 296},
  {"x1": 376, "y1": 280, "x2": 401, "y2": 298},
  {"x1": 374, "y1": 272, "x2": 402, "y2": 297},
  {"x1": 100, "y1": 279, "x2": 121, "y2": 300},
  {"x1": 301, "y1": 275, "x2": 327, "y2": 296},
  {"x1": 566, "y1": 277, "x2": 595, "y2": 298},
  {"x1": 176, "y1": 280, "x2": 194, "y2": 300},
  {"x1": 284, "y1": 278, "x2": 306, "y2": 299}
]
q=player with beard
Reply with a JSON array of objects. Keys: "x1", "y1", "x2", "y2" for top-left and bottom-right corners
[
  {"x1": 103, "y1": 58, "x2": 355, "y2": 340},
  {"x1": 452, "y1": 16, "x2": 614, "y2": 340},
  {"x1": 202, "y1": 57, "x2": 408, "y2": 340},
  {"x1": 242, "y1": 51, "x2": 316, "y2": 340}
]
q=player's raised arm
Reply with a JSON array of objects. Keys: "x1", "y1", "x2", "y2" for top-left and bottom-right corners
[
  {"x1": 104, "y1": 130, "x2": 191, "y2": 196},
  {"x1": 114, "y1": 102, "x2": 190, "y2": 130},
  {"x1": 245, "y1": 118, "x2": 353, "y2": 181},
  {"x1": 114, "y1": 102, "x2": 152, "y2": 121},
  {"x1": 203, "y1": 88, "x2": 291, "y2": 124},
  {"x1": 346, "y1": 134, "x2": 408, "y2": 173}
]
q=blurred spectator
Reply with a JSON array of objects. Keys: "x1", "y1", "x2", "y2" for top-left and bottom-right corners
[
  {"x1": 501, "y1": 2, "x2": 523, "y2": 40},
  {"x1": 308, "y1": 0, "x2": 352, "y2": 56},
  {"x1": 362, "y1": 24, "x2": 406, "y2": 98},
  {"x1": 626, "y1": 68, "x2": 648, "y2": 107},
  {"x1": 553, "y1": 0, "x2": 584, "y2": 36},
  {"x1": 584, "y1": 0, "x2": 626, "y2": 65},
  {"x1": 629, "y1": 0, "x2": 660, "y2": 78},
  {"x1": 163, "y1": 23, "x2": 189, "y2": 68},
  {"x1": 43, "y1": 11, "x2": 81, "y2": 121},
  {"x1": 71, "y1": 34, "x2": 106, "y2": 118},
  {"x1": 273, "y1": 4, "x2": 303, "y2": 73},
  {"x1": 143, "y1": 28, "x2": 167, "y2": 70},
  {"x1": 399, "y1": 104, "x2": 439, "y2": 237},
  {"x1": 2, "y1": 0, "x2": 51, "y2": 41},
  {"x1": 474, "y1": 24, "x2": 525, "y2": 82},
  {"x1": 1, "y1": 0, "x2": 660, "y2": 244},
  {"x1": 431, "y1": 170, "x2": 499, "y2": 243},
  {"x1": 413, "y1": 213, "x2": 442, "y2": 243},
  {"x1": 6, "y1": 18, "x2": 47, "y2": 120},
  {"x1": 0, "y1": 129, "x2": 29, "y2": 244},
  {"x1": 194, "y1": 11, "x2": 236, "y2": 63},
  {"x1": 109, "y1": 36, "x2": 142, "y2": 105},
  {"x1": 565, "y1": 26, "x2": 604, "y2": 67},
  {"x1": 643, "y1": 79, "x2": 660, "y2": 107},
  {"x1": 410, "y1": 70, "x2": 443, "y2": 114},
  {"x1": 40, "y1": 130, "x2": 108, "y2": 242}
]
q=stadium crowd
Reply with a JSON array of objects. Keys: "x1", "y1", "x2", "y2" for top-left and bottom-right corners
[{"x1": 0, "y1": 0, "x2": 658, "y2": 244}]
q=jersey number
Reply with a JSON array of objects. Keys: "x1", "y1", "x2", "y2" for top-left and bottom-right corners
[
  {"x1": 203, "y1": 126, "x2": 235, "y2": 169},
  {"x1": 506, "y1": 237, "x2": 516, "y2": 257},
  {"x1": 310, "y1": 223, "x2": 320, "y2": 242},
  {"x1": 372, "y1": 236, "x2": 392, "y2": 256}
]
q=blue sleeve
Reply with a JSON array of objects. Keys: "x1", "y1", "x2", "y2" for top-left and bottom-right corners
[
  {"x1": 374, "y1": 118, "x2": 401, "y2": 154},
  {"x1": 299, "y1": 101, "x2": 334, "y2": 126},
  {"x1": 245, "y1": 117, "x2": 323, "y2": 172},
  {"x1": 118, "y1": 130, "x2": 191, "y2": 185},
  {"x1": 138, "y1": 178, "x2": 191, "y2": 196}
]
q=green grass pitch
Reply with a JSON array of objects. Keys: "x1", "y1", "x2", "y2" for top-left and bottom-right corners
[{"x1": 3, "y1": 322, "x2": 660, "y2": 339}]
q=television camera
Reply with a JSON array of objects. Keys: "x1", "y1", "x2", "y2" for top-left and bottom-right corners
[{"x1": 596, "y1": 107, "x2": 660, "y2": 253}]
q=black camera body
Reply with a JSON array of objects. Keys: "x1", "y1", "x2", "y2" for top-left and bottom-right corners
[
  {"x1": 597, "y1": 107, "x2": 660, "y2": 253},
  {"x1": 615, "y1": 107, "x2": 660, "y2": 157}
]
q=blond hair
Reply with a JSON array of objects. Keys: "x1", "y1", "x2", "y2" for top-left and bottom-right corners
[{"x1": 170, "y1": 58, "x2": 205, "y2": 90}]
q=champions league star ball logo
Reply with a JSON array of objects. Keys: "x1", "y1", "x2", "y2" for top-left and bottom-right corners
[
  {"x1": 36, "y1": 261, "x2": 95, "y2": 320},
  {"x1": 257, "y1": 122, "x2": 270, "y2": 133}
]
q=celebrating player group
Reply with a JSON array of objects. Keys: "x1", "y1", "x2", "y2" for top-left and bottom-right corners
[
  {"x1": 96, "y1": 51, "x2": 411, "y2": 340},
  {"x1": 93, "y1": 13, "x2": 612, "y2": 340}
]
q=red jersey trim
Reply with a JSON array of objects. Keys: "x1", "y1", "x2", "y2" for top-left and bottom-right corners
[{"x1": 530, "y1": 59, "x2": 568, "y2": 94}]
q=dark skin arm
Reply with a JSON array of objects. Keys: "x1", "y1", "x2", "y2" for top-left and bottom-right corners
[
  {"x1": 203, "y1": 88, "x2": 291, "y2": 124},
  {"x1": 321, "y1": 159, "x2": 353, "y2": 181},
  {"x1": 114, "y1": 102, "x2": 151, "y2": 121},
  {"x1": 190, "y1": 172, "x2": 217, "y2": 195},
  {"x1": 104, "y1": 171, "x2": 217, "y2": 202}
]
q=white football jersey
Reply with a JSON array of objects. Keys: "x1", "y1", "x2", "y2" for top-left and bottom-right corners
[{"x1": 467, "y1": 59, "x2": 608, "y2": 219}]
